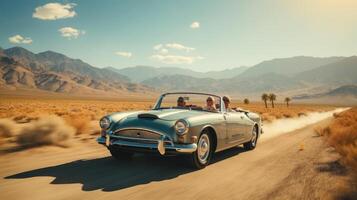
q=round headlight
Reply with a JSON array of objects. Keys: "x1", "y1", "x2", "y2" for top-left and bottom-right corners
[
  {"x1": 99, "y1": 117, "x2": 111, "y2": 129},
  {"x1": 175, "y1": 120, "x2": 189, "y2": 135}
]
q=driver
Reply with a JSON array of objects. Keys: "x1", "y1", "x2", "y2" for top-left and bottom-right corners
[
  {"x1": 205, "y1": 96, "x2": 217, "y2": 112},
  {"x1": 177, "y1": 96, "x2": 186, "y2": 107}
]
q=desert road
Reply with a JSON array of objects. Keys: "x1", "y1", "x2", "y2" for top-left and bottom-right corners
[{"x1": 0, "y1": 116, "x2": 345, "y2": 200}]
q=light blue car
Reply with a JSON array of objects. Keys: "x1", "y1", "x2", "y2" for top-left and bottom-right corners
[{"x1": 97, "y1": 92, "x2": 262, "y2": 169}]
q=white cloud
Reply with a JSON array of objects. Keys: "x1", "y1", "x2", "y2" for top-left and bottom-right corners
[
  {"x1": 8, "y1": 35, "x2": 33, "y2": 44},
  {"x1": 165, "y1": 43, "x2": 195, "y2": 52},
  {"x1": 58, "y1": 27, "x2": 84, "y2": 39},
  {"x1": 153, "y1": 44, "x2": 163, "y2": 50},
  {"x1": 115, "y1": 51, "x2": 132, "y2": 58},
  {"x1": 154, "y1": 43, "x2": 195, "y2": 52},
  {"x1": 33, "y1": 3, "x2": 77, "y2": 20},
  {"x1": 159, "y1": 48, "x2": 168, "y2": 54},
  {"x1": 151, "y1": 54, "x2": 203, "y2": 64},
  {"x1": 190, "y1": 21, "x2": 200, "y2": 29}
]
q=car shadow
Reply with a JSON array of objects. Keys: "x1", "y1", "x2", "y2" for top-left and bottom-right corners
[{"x1": 5, "y1": 146, "x2": 246, "y2": 192}]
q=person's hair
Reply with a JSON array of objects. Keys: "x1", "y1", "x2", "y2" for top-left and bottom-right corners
[
  {"x1": 206, "y1": 96, "x2": 215, "y2": 102},
  {"x1": 223, "y1": 95, "x2": 231, "y2": 102},
  {"x1": 177, "y1": 96, "x2": 185, "y2": 102}
]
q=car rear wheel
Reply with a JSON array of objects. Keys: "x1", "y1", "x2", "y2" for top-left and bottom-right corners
[
  {"x1": 108, "y1": 146, "x2": 134, "y2": 160},
  {"x1": 190, "y1": 130, "x2": 213, "y2": 169},
  {"x1": 243, "y1": 126, "x2": 258, "y2": 150}
]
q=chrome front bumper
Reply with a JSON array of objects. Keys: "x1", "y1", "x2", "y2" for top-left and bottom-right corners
[{"x1": 97, "y1": 136, "x2": 197, "y2": 155}]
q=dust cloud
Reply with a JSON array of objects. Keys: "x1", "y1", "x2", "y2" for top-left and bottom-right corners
[{"x1": 261, "y1": 108, "x2": 350, "y2": 140}]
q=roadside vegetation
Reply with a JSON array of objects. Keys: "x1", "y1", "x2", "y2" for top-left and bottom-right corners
[{"x1": 315, "y1": 107, "x2": 357, "y2": 199}]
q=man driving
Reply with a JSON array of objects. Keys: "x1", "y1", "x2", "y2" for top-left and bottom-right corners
[{"x1": 177, "y1": 96, "x2": 186, "y2": 107}]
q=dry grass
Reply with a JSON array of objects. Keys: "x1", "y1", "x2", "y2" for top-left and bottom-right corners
[
  {"x1": 315, "y1": 107, "x2": 357, "y2": 199},
  {"x1": 0, "y1": 98, "x2": 335, "y2": 125},
  {"x1": 232, "y1": 102, "x2": 335, "y2": 122},
  {"x1": 320, "y1": 108, "x2": 357, "y2": 171}
]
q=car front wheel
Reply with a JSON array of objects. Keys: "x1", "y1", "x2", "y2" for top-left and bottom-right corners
[{"x1": 190, "y1": 130, "x2": 213, "y2": 169}]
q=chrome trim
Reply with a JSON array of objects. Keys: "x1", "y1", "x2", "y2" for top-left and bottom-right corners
[
  {"x1": 110, "y1": 127, "x2": 173, "y2": 141},
  {"x1": 97, "y1": 137, "x2": 197, "y2": 153},
  {"x1": 111, "y1": 135, "x2": 174, "y2": 146},
  {"x1": 109, "y1": 127, "x2": 174, "y2": 146}
]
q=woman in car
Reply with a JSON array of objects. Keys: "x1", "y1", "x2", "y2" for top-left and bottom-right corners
[{"x1": 204, "y1": 96, "x2": 217, "y2": 112}]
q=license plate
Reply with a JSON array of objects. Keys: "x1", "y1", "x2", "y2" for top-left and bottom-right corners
[{"x1": 106, "y1": 136, "x2": 110, "y2": 146}]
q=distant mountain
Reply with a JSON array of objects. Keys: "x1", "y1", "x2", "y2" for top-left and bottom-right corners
[
  {"x1": 326, "y1": 85, "x2": 357, "y2": 97},
  {"x1": 221, "y1": 72, "x2": 302, "y2": 93},
  {"x1": 294, "y1": 56, "x2": 357, "y2": 85},
  {"x1": 2, "y1": 47, "x2": 356, "y2": 97},
  {"x1": 293, "y1": 85, "x2": 357, "y2": 100},
  {"x1": 142, "y1": 56, "x2": 357, "y2": 94},
  {"x1": 142, "y1": 74, "x2": 218, "y2": 92},
  {"x1": 106, "y1": 66, "x2": 199, "y2": 82},
  {"x1": 0, "y1": 47, "x2": 152, "y2": 95},
  {"x1": 5, "y1": 47, "x2": 129, "y2": 82},
  {"x1": 143, "y1": 72, "x2": 303, "y2": 94},
  {"x1": 239, "y1": 56, "x2": 344, "y2": 78},
  {"x1": 107, "y1": 65, "x2": 248, "y2": 82},
  {"x1": 202, "y1": 67, "x2": 249, "y2": 79}
]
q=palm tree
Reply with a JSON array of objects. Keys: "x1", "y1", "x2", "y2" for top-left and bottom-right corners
[
  {"x1": 243, "y1": 98, "x2": 249, "y2": 104},
  {"x1": 284, "y1": 97, "x2": 291, "y2": 107},
  {"x1": 261, "y1": 93, "x2": 268, "y2": 108},
  {"x1": 268, "y1": 93, "x2": 277, "y2": 108}
]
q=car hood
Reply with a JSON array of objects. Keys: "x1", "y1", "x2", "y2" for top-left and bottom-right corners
[
  {"x1": 108, "y1": 109, "x2": 207, "y2": 139},
  {"x1": 113, "y1": 109, "x2": 205, "y2": 121}
]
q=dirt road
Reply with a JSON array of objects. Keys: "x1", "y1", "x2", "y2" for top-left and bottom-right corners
[{"x1": 0, "y1": 118, "x2": 346, "y2": 200}]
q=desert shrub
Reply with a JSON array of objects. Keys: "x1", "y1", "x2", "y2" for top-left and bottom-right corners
[
  {"x1": 321, "y1": 108, "x2": 357, "y2": 198},
  {"x1": 314, "y1": 126, "x2": 331, "y2": 137},
  {"x1": 16, "y1": 115, "x2": 75, "y2": 148},
  {"x1": 13, "y1": 115, "x2": 39, "y2": 123},
  {"x1": 0, "y1": 118, "x2": 17, "y2": 138}
]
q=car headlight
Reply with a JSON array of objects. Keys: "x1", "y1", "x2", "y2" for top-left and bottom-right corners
[
  {"x1": 99, "y1": 117, "x2": 111, "y2": 130},
  {"x1": 175, "y1": 120, "x2": 189, "y2": 135}
]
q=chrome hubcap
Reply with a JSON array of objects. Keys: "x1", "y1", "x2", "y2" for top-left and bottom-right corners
[{"x1": 197, "y1": 134, "x2": 210, "y2": 164}]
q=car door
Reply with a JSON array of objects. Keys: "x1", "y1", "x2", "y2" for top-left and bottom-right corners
[{"x1": 224, "y1": 112, "x2": 247, "y2": 143}]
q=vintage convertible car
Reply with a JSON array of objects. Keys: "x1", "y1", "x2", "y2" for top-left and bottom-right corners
[{"x1": 97, "y1": 92, "x2": 262, "y2": 169}]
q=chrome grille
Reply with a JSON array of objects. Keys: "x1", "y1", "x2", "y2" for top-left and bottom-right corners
[{"x1": 114, "y1": 129, "x2": 161, "y2": 140}]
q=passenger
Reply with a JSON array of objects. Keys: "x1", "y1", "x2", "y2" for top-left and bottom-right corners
[
  {"x1": 205, "y1": 96, "x2": 217, "y2": 112},
  {"x1": 177, "y1": 96, "x2": 186, "y2": 108},
  {"x1": 223, "y1": 95, "x2": 235, "y2": 112}
]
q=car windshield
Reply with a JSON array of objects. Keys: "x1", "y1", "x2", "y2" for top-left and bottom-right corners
[{"x1": 154, "y1": 93, "x2": 222, "y2": 112}]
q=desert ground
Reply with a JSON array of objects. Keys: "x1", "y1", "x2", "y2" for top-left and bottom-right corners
[{"x1": 0, "y1": 95, "x2": 356, "y2": 200}]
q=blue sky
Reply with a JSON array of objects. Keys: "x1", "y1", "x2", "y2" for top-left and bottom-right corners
[{"x1": 0, "y1": 0, "x2": 356, "y2": 71}]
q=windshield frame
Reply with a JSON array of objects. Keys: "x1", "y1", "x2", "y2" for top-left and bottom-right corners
[{"x1": 153, "y1": 92, "x2": 225, "y2": 113}]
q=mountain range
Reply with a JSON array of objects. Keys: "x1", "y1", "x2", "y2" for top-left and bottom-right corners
[
  {"x1": 0, "y1": 47, "x2": 151, "y2": 95},
  {"x1": 1, "y1": 46, "x2": 357, "y2": 99},
  {"x1": 140, "y1": 56, "x2": 357, "y2": 96},
  {"x1": 106, "y1": 65, "x2": 249, "y2": 82},
  {"x1": 292, "y1": 85, "x2": 357, "y2": 105}
]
